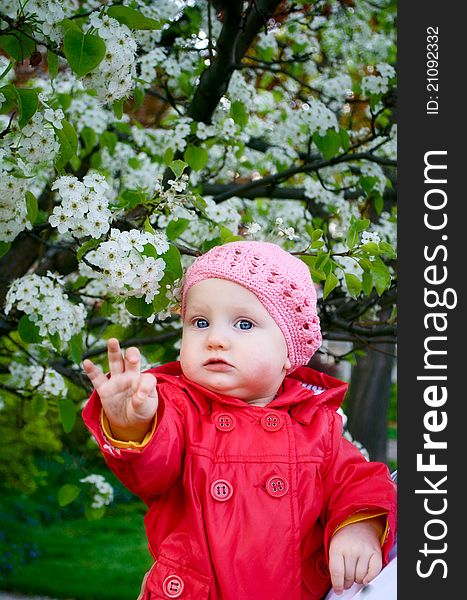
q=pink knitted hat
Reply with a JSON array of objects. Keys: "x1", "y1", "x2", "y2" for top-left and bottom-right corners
[{"x1": 181, "y1": 241, "x2": 322, "y2": 372}]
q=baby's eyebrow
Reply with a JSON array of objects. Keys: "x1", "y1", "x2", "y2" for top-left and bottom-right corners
[
  {"x1": 184, "y1": 304, "x2": 207, "y2": 314},
  {"x1": 186, "y1": 304, "x2": 257, "y2": 315}
]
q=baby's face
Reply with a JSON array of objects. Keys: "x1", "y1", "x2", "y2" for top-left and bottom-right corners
[{"x1": 180, "y1": 278, "x2": 291, "y2": 407}]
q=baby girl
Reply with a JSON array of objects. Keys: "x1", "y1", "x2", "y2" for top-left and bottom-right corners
[{"x1": 82, "y1": 240, "x2": 396, "y2": 600}]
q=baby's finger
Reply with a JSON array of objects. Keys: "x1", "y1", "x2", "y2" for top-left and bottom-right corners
[
  {"x1": 124, "y1": 346, "x2": 141, "y2": 375},
  {"x1": 107, "y1": 338, "x2": 124, "y2": 375},
  {"x1": 362, "y1": 552, "x2": 382, "y2": 585},
  {"x1": 329, "y1": 553, "x2": 345, "y2": 595},
  {"x1": 131, "y1": 374, "x2": 158, "y2": 420},
  {"x1": 355, "y1": 556, "x2": 370, "y2": 584},
  {"x1": 82, "y1": 359, "x2": 108, "y2": 390},
  {"x1": 138, "y1": 373, "x2": 157, "y2": 398},
  {"x1": 343, "y1": 556, "x2": 357, "y2": 590}
]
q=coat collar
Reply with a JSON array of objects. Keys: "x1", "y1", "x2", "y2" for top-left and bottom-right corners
[{"x1": 147, "y1": 362, "x2": 348, "y2": 424}]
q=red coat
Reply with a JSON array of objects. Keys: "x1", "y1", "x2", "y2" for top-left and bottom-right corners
[{"x1": 82, "y1": 362, "x2": 396, "y2": 600}]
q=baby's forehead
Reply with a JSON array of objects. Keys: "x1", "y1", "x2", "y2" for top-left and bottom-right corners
[
  {"x1": 184, "y1": 297, "x2": 258, "y2": 314},
  {"x1": 184, "y1": 278, "x2": 266, "y2": 314}
]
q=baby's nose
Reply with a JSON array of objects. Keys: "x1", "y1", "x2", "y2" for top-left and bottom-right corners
[{"x1": 206, "y1": 328, "x2": 230, "y2": 350}]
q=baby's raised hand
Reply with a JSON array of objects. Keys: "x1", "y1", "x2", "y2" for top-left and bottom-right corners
[
  {"x1": 328, "y1": 517, "x2": 384, "y2": 595},
  {"x1": 82, "y1": 338, "x2": 158, "y2": 443}
]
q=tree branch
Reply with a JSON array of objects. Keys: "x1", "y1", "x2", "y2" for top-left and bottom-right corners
[{"x1": 210, "y1": 150, "x2": 396, "y2": 203}]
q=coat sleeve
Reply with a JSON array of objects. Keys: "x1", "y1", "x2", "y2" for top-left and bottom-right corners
[
  {"x1": 320, "y1": 406, "x2": 397, "y2": 565},
  {"x1": 81, "y1": 380, "x2": 186, "y2": 505}
]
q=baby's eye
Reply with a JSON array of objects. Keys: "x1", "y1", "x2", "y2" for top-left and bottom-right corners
[
  {"x1": 194, "y1": 318, "x2": 209, "y2": 328},
  {"x1": 235, "y1": 319, "x2": 253, "y2": 330}
]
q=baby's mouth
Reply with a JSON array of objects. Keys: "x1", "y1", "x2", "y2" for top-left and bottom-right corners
[
  {"x1": 204, "y1": 358, "x2": 229, "y2": 365},
  {"x1": 203, "y1": 358, "x2": 233, "y2": 368}
]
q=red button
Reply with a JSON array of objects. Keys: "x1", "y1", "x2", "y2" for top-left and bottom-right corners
[
  {"x1": 266, "y1": 476, "x2": 289, "y2": 497},
  {"x1": 211, "y1": 479, "x2": 233, "y2": 501},
  {"x1": 163, "y1": 575, "x2": 184, "y2": 598},
  {"x1": 316, "y1": 558, "x2": 330, "y2": 579},
  {"x1": 215, "y1": 412, "x2": 237, "y2": 432},
  {"x1": 261, "y1": 412, "x2": 284, "y2": 431}
]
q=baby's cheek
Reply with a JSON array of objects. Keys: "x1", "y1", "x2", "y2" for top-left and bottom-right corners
[{"x1": 246, "y1": 355, "x2": 283, "y2": 381}]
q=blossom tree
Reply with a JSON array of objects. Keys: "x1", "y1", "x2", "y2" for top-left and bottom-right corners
[{"x1": 0, "y1": 0, "x2": 396, "y2": 508}]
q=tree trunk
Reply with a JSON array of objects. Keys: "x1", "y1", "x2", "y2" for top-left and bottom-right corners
[{"x1": 347, "y1": 344, "x2": 395, "y2": 464}]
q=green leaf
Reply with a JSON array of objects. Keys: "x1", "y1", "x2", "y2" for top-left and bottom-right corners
[
  {"x1": 310, "y1": 240, "x2": 325, "y2": 250},
  {"x1": 323, "y1": 271, "x2": 339, "y2": 299},
  {"x1": 360, "y1": 175, "x2": 378, "y2": 195},
  {"x1": 128, "y1": 157, "x2": 142, "y2": 169},
  {"x1": 374, "y1": 192, "x2": 384, "y2": 215},
  {"x1": 0, "y1": 29, "x2": 35, "y2": 61},
  {"x1": 31, "y1": 395, "x2": 48, "y2": 417},
  {"x1": 60, "y1": 19, "x2": 82, "y2": 33},
  {"x1": 361, "y1": 272, "x2": 373, "y2": 295},
  {"x1": 313, "y1": 129, "x2": 342, "y2": 160},
  {"x1": 230, "y1": 100, "x2": 248, "y2": 127},
  {"x1": 151, "y1": 285, "x2": 170, "y2": 314},
  {"x1": 55, "y1": 119, "x2": 78, "y2": 167},
  {"x1": 311, "y1": 229, "x2": 323, "y2": 241},
  {"x1": 163, "y1": 147, "x2": 175, "y2": 165},
  {"x1": 84, "y1": 504, "x2": 106, "y2": 520},
  {"x1": 99, "y1": 130, "x2": 118, "y2": 154},
  {"x1": 57, "y1": 398, "x2": 77, "y2": 433},
  {"x1": 219, "y1": 226, "x2": 242, "y2": 243},
  {"x1": 369, "y1": 256, "x2": 391, "y2": 296},
  {"x1": 69, "y1": 333, "x2": 83, "y2": 365},
  {"x1": 58, "y1": 484, "x2": 80, "y2": 507},
  {"x1": 132, "y1": 86, "x2": 145, "y2": 110},
  {"x1": 47, "y1": 50, "x2": 59, "y2": 79},
  {"x1": 125, "y1": 296, "x2": 154, "y2": 317},
  {"x1": 18, "y1": 315, "x2": 42, "y2": 343},
  {"x1": 142, "y1": 243, "x2": 157, "y2": 258},
  {"x1": 25, "y1": 191, "x2": 38, "y2": 225},
  {"x1": 346, "y1": 222, "x2": 359, "y2": 250},
  {"x1": 339, "y1": 128, "x2": 350, "y2": 152},
  {"x1": 345, "y1": 273, "x2": 362, "y2": 299},
  {"x1": 120, "y1": 189, "x2": 146, "y2": 208},
  {"x1": 80, "y1": 126, "x2": 96, "y2": 155},
  {"x1": 184, "y1": 145, "x2": 208, "y2": 171},
  {"x1": 379, "y1": 241, "x2": 396, "y2": 259},
  {"x1": 0, "y1": 84, "x2": 16, "y2": 114},
  {"x1": 0, "y1": 242, "x2": 11, "y2": 258},
  {"x1": 315, "y1": 251, "x2": 330, "y2": 271},
  {"x1": 49, "y1": 331, "x2": 62, "y2": 352},
  {"x1": 166, "y1": 218, "x2": 190, "y2": 241},
  {"x1": 360, "y1": 242, "x2": 380, "y2": 255},
  {"x1": 169, "y1": 160, "x2": 187, "y2": 178},
  {"x1": 358, "y1": 258, "x2": 372, "y2": 273},
  {"x1": 300, "y1": 255, "x2": 327, "y2": 282},
  {"x1": 15, "y1": 88, "x2": 39, "y2": 128},
  {"x1": 112, "y1": 97, "x2": 125, "y2": 119},
  {"x1": 143, "y1": 217, "x2": 156, "y2": 235},
  {"x1": 77, "y1": 237, "x2": 101, "y2": 261},
  {"x1": 63, "y1": 30, "x2": 106, "y2": 78},
  {"x1": 162, "y1": 244, "x2": 182, "y2": 279},
  {"x1": 347, "y1": 217, "x2": 370, "y2": 250},
  {"x1": 0, "y1": 58, "x2": 13, "y2": 81},
  {"x1": 107, "y1": 6, "x2": 161, "y2": 30},
  {"x1": 57, "y1": 92, "x2": 72, "y2": 111}
]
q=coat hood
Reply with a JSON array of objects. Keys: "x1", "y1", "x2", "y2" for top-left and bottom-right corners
[{"x1": 145, "y1": 361, "x2": 348, "y2": 425}]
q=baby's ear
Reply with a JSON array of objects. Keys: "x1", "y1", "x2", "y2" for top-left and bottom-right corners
[{"x1": 284, "y1": 357, "x2": 291, "y2": 371}]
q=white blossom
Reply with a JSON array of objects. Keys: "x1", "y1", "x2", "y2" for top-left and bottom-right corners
[
  {"x1": 49, "y1": 174, "x2": 112, "y2": 239},
  {"x1": 5, "y1": 274, "x2": 87, "y2": 344},
  {"x1": 80, "y1": 474, "x2": 114, "y2": 509},
  {"x1": 83, "y1": 228, "x2": 168, "y2": 304}
]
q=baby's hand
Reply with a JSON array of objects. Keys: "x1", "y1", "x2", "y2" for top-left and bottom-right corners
[
  {"x1": 82, "y1": 338, "x2": 158, "y2": 443},
  {"x1": 328, "y1": 517, "x2": 384, "y2": 595}
]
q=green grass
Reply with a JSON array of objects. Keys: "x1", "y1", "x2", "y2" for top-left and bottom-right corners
[{"x1": 1, "y1": 508, "x2": 153, "y2": 600}]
